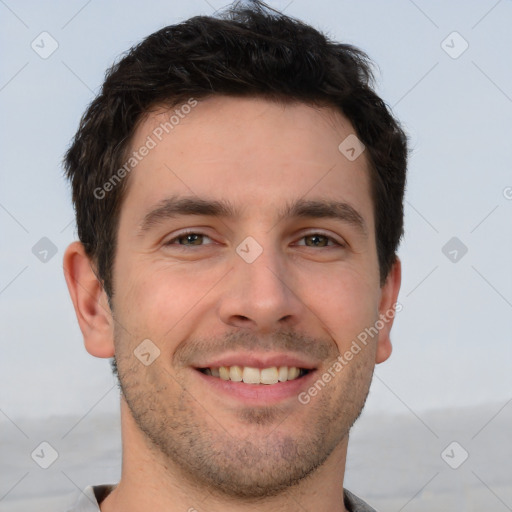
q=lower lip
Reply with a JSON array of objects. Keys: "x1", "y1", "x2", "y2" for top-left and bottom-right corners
[{"x1": 194, "y1": 369, "x2": 317, "y2": 405}]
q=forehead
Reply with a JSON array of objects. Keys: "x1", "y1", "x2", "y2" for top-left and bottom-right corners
[{"x1": 121, "y1": 96, "x2": 374, "y2": 231}]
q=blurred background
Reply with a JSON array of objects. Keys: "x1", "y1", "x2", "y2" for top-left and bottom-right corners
[{"x1": 1, "y1": 0, "x2": 511, "y2": 510}]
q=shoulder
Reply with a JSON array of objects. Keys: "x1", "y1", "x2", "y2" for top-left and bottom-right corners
[
  {"x1": 65, "y1": 484, "x2": 115, "y2": 512},
  {"x1": 344, "y1": 488, "x2": 379, "y2": 512}
]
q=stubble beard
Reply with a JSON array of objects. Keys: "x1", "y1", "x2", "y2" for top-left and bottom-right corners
[{"x1": 113, "y1": 330, "x2": 374, "y2": 500}]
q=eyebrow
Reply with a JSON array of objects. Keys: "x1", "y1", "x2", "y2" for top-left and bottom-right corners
[
  {"x1": 138, "y1": 196, "x2": 237, "y2": 234},
  {"x1": 138, "y1": 195, "x2": 367, "y2": 237},
  {"x1": 281, "y1": 199, "x2": 368, "y2": 237}
]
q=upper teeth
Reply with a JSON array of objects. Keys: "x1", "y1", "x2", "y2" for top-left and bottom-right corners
[{"x1": 204, "y1": 366, "x2": 304, "y2": 384}]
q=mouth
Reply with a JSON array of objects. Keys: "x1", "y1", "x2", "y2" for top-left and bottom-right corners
[
  {"x1": 191, "y1": 353, "x2": 319, "y2": 403},
  {"x1": 197, "y1": 365, "x2": 311, "y2": 385},
  {"x1": 193, "y1": 362, "x2": 318, "y2": 404}
]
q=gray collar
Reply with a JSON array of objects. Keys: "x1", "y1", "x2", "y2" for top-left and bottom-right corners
[{"x1": 67, "y1": 485, "x2": 378, "y2": 511}]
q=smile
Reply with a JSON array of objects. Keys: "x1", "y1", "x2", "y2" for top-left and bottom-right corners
[{"x1": 198, "y1": 365, "x2": 310, "y2": 384}]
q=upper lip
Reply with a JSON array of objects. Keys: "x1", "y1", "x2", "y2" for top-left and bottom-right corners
[{"x1": 193, "y1": 352, "x2": 318, "y2": 370}]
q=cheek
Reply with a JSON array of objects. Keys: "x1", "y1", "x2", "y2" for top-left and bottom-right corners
[
  {"x1": 114, "y1": 259, "x2": 225, "y2": 342},
  {"x1": 298, "y1": 267, "x2": 379, "y2": 347}
]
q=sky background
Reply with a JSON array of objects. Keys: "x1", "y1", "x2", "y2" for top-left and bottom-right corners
[{"x1": 1, "y1": 0, "x2": 511, "y2": 427}]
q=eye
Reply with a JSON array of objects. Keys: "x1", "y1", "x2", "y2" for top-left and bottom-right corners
[
  {"x1": 165, "y1": 231, "x2": 213, "y2": 246},
  {"x1": 296, "y1": 233, "x2": 343, "y2": 248}
]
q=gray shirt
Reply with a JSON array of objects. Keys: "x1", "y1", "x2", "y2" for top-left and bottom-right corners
[{"x1": 66, "y1": 484, "x2": 378, "y2": 511}]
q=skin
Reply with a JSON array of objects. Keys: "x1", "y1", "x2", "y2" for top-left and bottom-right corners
[{"x1": 64, "y1": 96, "x2": 401, "y2": 512}]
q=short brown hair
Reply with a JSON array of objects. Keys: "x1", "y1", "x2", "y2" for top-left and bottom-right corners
[{"x1": 64, "y1": 0, "x2": 407, "y2": 298}]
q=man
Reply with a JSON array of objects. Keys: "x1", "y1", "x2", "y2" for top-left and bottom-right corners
[{"x1": 63, "y1": 1, "x2": 406, "y2": 510}]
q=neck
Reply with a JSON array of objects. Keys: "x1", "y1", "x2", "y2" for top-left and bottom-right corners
[{"x1": 100, "y1": 398, "x2": 350, "y2": 512}]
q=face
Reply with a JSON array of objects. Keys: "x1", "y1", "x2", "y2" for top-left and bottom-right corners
[{"x1": 109, "y1": 96, "x2": 397, "y2": 498}]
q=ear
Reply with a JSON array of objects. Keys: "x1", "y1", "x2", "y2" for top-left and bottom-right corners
[
  {"x1": 63, "y1": 241, "x2": 115, "y2": 358},
  {"x1": 375, "y1": 256, "x2": 402, "y2": 364}
]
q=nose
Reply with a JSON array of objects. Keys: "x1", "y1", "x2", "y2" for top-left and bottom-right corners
[{"x1": 217, "y1": 243, "x2": 303, "y2": 333}]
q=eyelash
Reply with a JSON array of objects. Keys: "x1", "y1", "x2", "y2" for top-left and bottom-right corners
[
  {"x1": 164, "y1": 230, "x2": 345, "y2": 248},
  {"x1": 164, "y1": 230, "x2": 214, "y2": 247}
]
